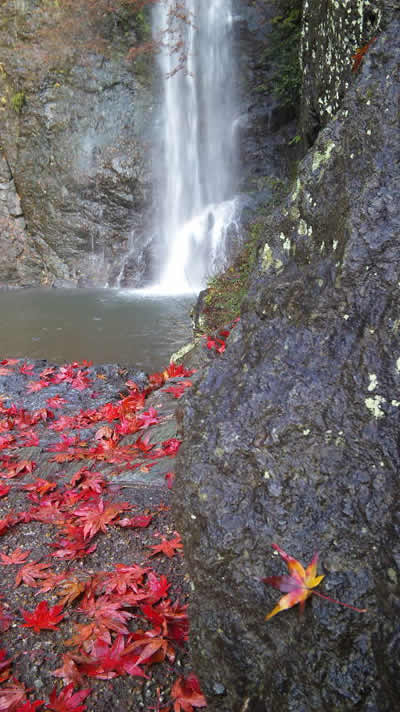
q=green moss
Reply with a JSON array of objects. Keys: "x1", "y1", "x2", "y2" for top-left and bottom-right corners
[
  {"x1": 260, "y1": 0, "x2": 302, "y2": 109},
  {"x1": 10, "y1": 91, "x2": 25, "y2": 113},
  {"x1": 201, "y1": 223, "x2": 263, "y2": 332}
]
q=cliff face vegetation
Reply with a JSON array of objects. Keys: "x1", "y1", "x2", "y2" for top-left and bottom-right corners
[{"x1": 174, "y1": 2, "x2": 400, "y2": 711}]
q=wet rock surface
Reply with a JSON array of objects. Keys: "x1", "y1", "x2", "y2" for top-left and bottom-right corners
[
  {"x1": 0, "y1": 356, "x2": 198, "y2": 711},
  {"x1": 175, "y1": 17, "x2": 400, "y2": 712}
]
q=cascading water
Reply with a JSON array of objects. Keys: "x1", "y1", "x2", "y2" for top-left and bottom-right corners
[{"x1": 152, "y1": 0, "x2": 238, "y2": 294}]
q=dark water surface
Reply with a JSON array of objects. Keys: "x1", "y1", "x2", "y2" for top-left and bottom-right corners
[{"x1": 0, "y1": 288, "x2": 194, "y2": 370}]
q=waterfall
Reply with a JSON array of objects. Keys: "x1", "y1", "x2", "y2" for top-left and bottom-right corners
[{"x1": 152, "y1": 0, "x2": 237, "y2": 294}]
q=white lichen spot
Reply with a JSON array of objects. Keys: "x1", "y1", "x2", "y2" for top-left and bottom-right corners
[
  {"x1": 368, "y1": 374, "x2": 378, "y2": 392},
  {"x1": 365, "y1": 395, "x2": 386, "y2": 419},
  {"x1": 333, "y1": 239, "x2": 338, "y2": 250},
  {"x1": 263, "y1": 470, "x2": 271, "y2": 480},
  {"x1": 312, "y1": 141, "x2": 335, "y2": 172},
  {"x1": 298, "y1": 220, "x2": 308, "y2": 236},
  {"x1": 367, "y1": 129, "x2": 371, "y2": 136},
  {"x1": 350, "y1": 153, "x2": 354, "y2": 159},
  {"x1": 283, "y1": 237, "x2": 291, "y2": 252},
  {"x1": 261, "y1": 243, "x2": 273, "y2": 271},
  {"x1": 302, "y1": 428, "x2": 310, "y2": 436},
  {"x1": 290, "y1": 178, "x2": 301, "y2": 203},
  {"x1": 396, "y1": 357, "x2": 400, "y2": 373},
  {"x1": 343, "y1": 314, "x2": 349, "y2": 320},
  {"x1": 391, "y1": 400, "x2": 400, "y2": 407}
]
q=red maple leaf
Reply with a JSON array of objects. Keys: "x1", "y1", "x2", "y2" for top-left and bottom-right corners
[
  {"x1": 0, "y1": 598, "x2": 12, "y2": 631},
  {"x1": 171, "y1": 674, "x2": 207, "y2": 712},
  {"x1": 0, "y1": 648, "x2": 12, "y2": 683},
  {"x1": 51, "y1": 654, "x2": 85, "y2": 688},
  {"x1": 46, "y1": 395, "x2": 68, "y2": 409},
  {"x1": 161, "y1": 438, "x2": 181, "y2": 456},
  {"x1": 0, "y1": 679, "x2": 28, "y2": 711},
  {"x1": 165, "y1": 472, "x2": 175, "y2": 489},
  {"x1": 3, "y1": 460, "x2": 36, "y2": 479},
  {"x1": 0, "y1": 548, "x2": 31, "y2": 565},
  {"x1": 124, "y1": 630, "x2": 172, "y2": 666},
  {"x1": 77, "y1": 635, "x2": 148, "y2": 680},
  {"x1": 21, "y1": 600, "x2": 64, "y2": 632},
  {"x1": 77, "y1": 594, "x2": 133, "y2": 635},
  {"x1": 148, "y1": 534, "x2": 183, "y2": 559},
  {"x1": 0, "y1": 484, "x2": 10, "y2": 497},
  {"x1": 163, "y1": 363, "x2": 195, "y2": 378},
  {"x1": 45, "y1": 684, "x2": 91, "y2": 712},
  {"x1": 138, "y1": 408, "x2": 160, "y2": 429},
  {"x1": 26, "y1": 380, "x2": 50, "y2": 393},
  {"x1": 117, "y1": 514, "x2": 153, "y2": 529},
  {"x1": 19, "y1": 363, "x2": 35, "y2": 375},
  {"x1": 51, "y1": 526, "x2": 97, "y2": 561},
  {"x1": 100, "y1": 563, "x2": 149, "y2": 597},
  {"x1": 23, "y1": 479, "x2": 57, "y2": 497},
  {"x1": 15, "y1": 561, "x2": 52, "y2": 587},
  {"x1": 73, "y1": 498, "x2": 130, "y2": 540},
  {"x1": 15, "y1": 701, "x2": 44, "y2": 712},
  {"x1": 164, "y1": 381, "x2": 192, "y2": 399},
  {"x1": 142, "y1": 572, "x2": 170, "y2": 605}
]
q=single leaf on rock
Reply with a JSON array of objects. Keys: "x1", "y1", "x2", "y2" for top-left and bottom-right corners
[
  {"x1": 0, "y1": 484, "x2": 10, "y2": 498},
  {"x1": 1, "y1": 548, "x2": 31, "y2": 565},
  {"x1": 45, "y1": 684, "x2": 91, "y2": 712},
  {"x1": 117, "y1": 514, "x2": 152, "y2": 529},
  {"x1": 171, "y1": 674, "x2": 207, "y2": 712},
  {"x1": 262, "y1": 543, "x2": 324, "y2": 619},
  {"x1": 15, "y1": 562, "x2": 52, "y2": 588},
  {"x1": 262, "y1": 543, "x2": 366, "y2": 619},
  {"x1": 148, "y1": 534, "x2": 183, "y2": 559},
  {"x1": 165, "y1": 472, "x2": 175, "y2": 489},
  {"x1": 21, "y1": 600, "x2": 64, "y2": 632}
]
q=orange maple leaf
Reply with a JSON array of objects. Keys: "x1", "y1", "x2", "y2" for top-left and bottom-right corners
[{"x1": 263, "y1": 543, "x2": 367, "y2": 620}]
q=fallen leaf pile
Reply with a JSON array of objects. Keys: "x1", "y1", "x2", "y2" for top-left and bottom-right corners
[{"x1": 0, "y1": 357, "x2": 206, "y2": 712}]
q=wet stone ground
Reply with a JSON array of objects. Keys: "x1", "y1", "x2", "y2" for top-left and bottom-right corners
[{"x1": 0, "y1": 357, "x2": 203, "y2": 712}]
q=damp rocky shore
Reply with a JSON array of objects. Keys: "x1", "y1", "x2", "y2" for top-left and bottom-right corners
[{"x1": 0, "y1": 355, "x2": 207, "y2": 712}]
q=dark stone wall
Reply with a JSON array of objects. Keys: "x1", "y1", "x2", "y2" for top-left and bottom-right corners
[{"x1": 175, "y1": 7, "x2": 400, "y2": 711}]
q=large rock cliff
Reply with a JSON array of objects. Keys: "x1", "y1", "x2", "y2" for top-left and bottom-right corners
[
  {"x1": 0, "y1": 0, "x2": 152, "y2": 286},
  {"x1": 175, "y1": 2, "x2": 399, "y2": 710}
]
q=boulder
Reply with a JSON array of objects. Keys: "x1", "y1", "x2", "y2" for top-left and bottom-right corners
[{"x1": 175, "y1": 16, "x2": 400, "y2": 712}]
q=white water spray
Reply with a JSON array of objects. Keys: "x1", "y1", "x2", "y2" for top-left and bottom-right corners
[{"x1": 152, "y1": 0, "x2": 237, "y2": 294}]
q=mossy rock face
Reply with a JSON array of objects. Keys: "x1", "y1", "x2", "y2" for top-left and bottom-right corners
[
  {"x1": 300, "y1": 0, "x2": 387, "y2": 146},
  {"x1": 175, "y1": 18, "x2": 400, "y2": 712}
]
